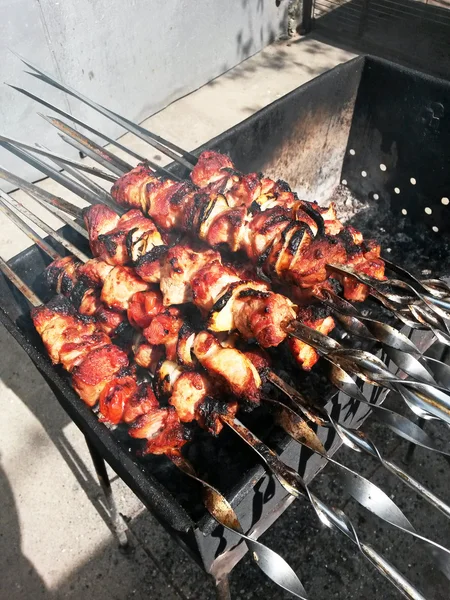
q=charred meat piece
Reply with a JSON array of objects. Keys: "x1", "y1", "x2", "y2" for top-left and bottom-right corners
[
  {"x1": 99, "y1": 375, "x2": 139, "y2": 425},
  {"x1": 193, "y1": 331, "x2": 261, "y2": 405},
  {"x1": 127, "y1": 289, "x2": 164, "y2": 329},
  {"x1": 42, "y1": 256, "x2": 81, "y2": 296},
  {"x1": 72, "y1": 344, "x2": 129, "y2": 406},
  {"x1": 160, "y1": 243, "x2": 220, "y2": 306},
  {"x1": 129, "y1": 408, "x2": 187, "y2": 455},
  {"x1": 101, "y1": 266, "x2": 149, "y2": 312}
]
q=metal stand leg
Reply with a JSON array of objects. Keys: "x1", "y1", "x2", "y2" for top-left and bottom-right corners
[
  {"x1": 215, "y1": 575, "x2": 231, "y2": 600},
  {"x1": 404, "y1": 417, "x2": 425, "y2": 465},
  {"x1": 85, "y1": 436, "x2": 129, "y2": 549}
]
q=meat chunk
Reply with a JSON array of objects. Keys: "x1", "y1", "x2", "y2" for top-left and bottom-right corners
[
  {"x1": 72, "y1": 345, "x2": 129, "y2": 406},
  {"x1": 169, "y1": 371, "x2": 212, "y2": 423},
  {"x1": 232, "y1": 288, "x2": 296, "y2": 348},
  {"x1": 193, "y1": 331, "x2": 261, "y2": 405},
  {"x1": 129, "y1": 408, "x2": 187, "y2": 455},
  {"x1": 122, "y1": 382, "x2": 159, "y2": 424},
  {"x1": 99, "y1": 375, "x2": 139, "y2": 425},
  {"x1": 127, "y1": 290, "x2": 164, "y2": 329},
  {"x1": 101, "y1": 266, "x2": 149, "y2": 312},
  {"x1": 190, "y1": 150, "x2": 234, "y2": 188},
  {"x1": 83, "y1": 204, "x2": 120, "y2": 257},
  {"x1": 160, "y1": 243, "x2": 220, "y2": 306}
]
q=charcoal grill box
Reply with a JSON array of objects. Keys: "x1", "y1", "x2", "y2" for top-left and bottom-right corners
[{"x1": 0, "y1": 55, "x2": 447, "y2": 576}]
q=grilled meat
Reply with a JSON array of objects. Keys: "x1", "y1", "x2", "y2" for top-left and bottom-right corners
[{"x1": 111, "y1": 152, "x2": 385, "y2": 302}]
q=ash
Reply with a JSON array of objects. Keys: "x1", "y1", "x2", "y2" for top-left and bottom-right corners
[{"x1": 327, "y1": 184, "x2": 370, "y2": 223}]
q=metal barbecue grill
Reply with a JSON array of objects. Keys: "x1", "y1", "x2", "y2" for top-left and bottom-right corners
[{"x1": 1, "y1": 54, "x2": 450, "y2": 599}]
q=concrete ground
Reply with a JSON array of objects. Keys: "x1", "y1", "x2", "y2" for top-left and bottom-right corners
[{"x1": 1, "y1": 35, "x2": 449, "y2": 600}]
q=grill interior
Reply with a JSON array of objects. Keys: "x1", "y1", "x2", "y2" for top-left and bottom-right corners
[{"x1": 1, "y1": 55, "x2": 448, "y2": 572}]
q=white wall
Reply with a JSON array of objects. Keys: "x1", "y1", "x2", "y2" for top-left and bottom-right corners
[{"x1": 0, "y1": 0, "x2": 287, "y2": 188}]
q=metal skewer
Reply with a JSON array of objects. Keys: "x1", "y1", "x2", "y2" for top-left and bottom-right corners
[
  {"x1": 0, "y1": 140, "x2": 120, "y2": 212},
  {"x1": 5, "y1": 85, "x2": 182, "y2": 180},
  {"x1": 14, "y1": 55, "x2": 197, "y2": 167},
  {"x1": 169, "y1": 452, "x2": 308, "y2": 599},
  {"x1": 0, "y1": 165, "x2": 82, "y2": 219},
  {"x1": 1, "y1": 185, "x2": 445, "y2": 597},
  {"x1": 5, "y1": 197, "x2": 448, "y2": 548},
  {"x1": 222, "y1": 416, "x2": 432, "y2": 599},
  {"x1": 0, "y1": 248, "x2": 307, "y2": 598},
  {"x1": 9, "y1": 169, "x2": 450, "y2": 431},
  {"x1": 0, "y1": 192, "x2": 60, "y2": 261},
  {"x1": 0, "y1": 141, "x2": 105, "y2": 206},
  {"x1": 40, "y1": 115, "x2": 133, "y2": 177},
  {"x1": 0, "y1": 132, "x2": 117, "y2": 182},
  {"x1": 0, "y1": 190, "x2": 89, "y2": 262}
]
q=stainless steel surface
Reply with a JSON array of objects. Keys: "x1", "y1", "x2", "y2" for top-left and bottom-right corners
[{"x1": 170, "y1": 453, "x2": 308, "y2": 599}]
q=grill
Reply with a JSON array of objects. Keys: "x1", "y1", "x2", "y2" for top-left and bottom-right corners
[{"x1": 1, "y1": 54, "x2": 450, "y2": 598}]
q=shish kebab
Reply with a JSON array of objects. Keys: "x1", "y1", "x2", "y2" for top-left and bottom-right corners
[
  {"x1": 11, "y1": 180, "x2": 450, "y2": 432},
  {"x1": 3, "y1": 163, "x2": 448, "y2": 423},
  {"x1": 1, "y1": 191, "x2": 449, "y2": 600},
  {"x1": 0, "y1": 192, "x2": 306, "y2": 430},
  {"x1": 3, "y1": 250, "x2": 439, "y2": 600}
]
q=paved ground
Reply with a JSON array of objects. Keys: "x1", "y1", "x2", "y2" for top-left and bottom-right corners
[{"x1": 1, "y1": 34, "x2": 449, "y2": 600}]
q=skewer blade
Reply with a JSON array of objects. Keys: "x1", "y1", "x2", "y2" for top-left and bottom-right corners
[
  {"x1": 40, "y1": 114, "x2": 133, "y2": 175},
  {"x1": 0, "y1": 131, "x2": 117, "y2": 182},
  {"x1": 371, "y1": 403, "x2": 450, "y2": 456},
  {"x1": 0, "y1": 190, "x2": 60, "y2": 261},
  {"x1": 266, "y1": 398, "x2": 326, "y2": 454},
  {"x1": 383, "y1": 256, "x2": 450, "y2": 299},
  {"x1": 0, "y1": 165, "x2": 82, "y2": 219},
  {"x1": 45, "y1": 151, "x2": 118, "y2": 209},
  {"x1": 6, "y1": 84, "x2": 147, "y2": 161},
  {"x1": 169, "y1": 453, "x2": 308, "y2": 599},
  {"x1": 0, "y1": 190, "x2": 89, "y2": 263},
  {"x1": 26, "y1": 191, "x2": 89, "y2": 240},
  {"x1": 19, "y1": 57, "x2": 197, "y2": 168},
  {"x1": 0, "y1": 141, "x2": 101, "y2": 205},
  {"x1": 307, "y1": 490, "x2": 429, "y2": 599},
  {"x1": 0, "y1": 256, "x2": 41, "y2": 306},
  {"x1": 7, "y1": 84, "x2": 182, "y2": 180},
  {"x1": 397, "y1": 381, "x2": 450, "y2": 426}
]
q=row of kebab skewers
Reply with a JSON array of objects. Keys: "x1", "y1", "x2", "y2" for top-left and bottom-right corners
[{"x1": 2, "y1": 54, "x2": 450, "y2": 599}]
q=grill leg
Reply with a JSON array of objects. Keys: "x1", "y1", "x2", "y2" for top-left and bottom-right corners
[
  {"x1": 85, "y1": 436, "x2": 129, "y2": 549},
  {"x1": 215, "y1": 575, "x2": 231, "y2": 600}
]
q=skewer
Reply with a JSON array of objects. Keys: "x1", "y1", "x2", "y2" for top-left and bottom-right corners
[
  {"x1": 267, "y1": 368, "x2": 450, "y2": 456},
  {"x1": 44, "y1": 152, "x2": 117, "y2": 206},
  {"x1": 0, "y1": 165, "x2": 82, "y2": 219},
  {"x1": 16, "y1": 57, "x2": 197, "y2": 167},
  {"x1": 0, "y1": 191, "x2": 60, "y2": 261},
  {"x1": 11, "y1": 172, "x2": 450, "y2": 429},
  {"x1": 18, "y1": 88, "x2": 444, "y2": 324},
  {"x1": 1, "y1": 140, "x2": 120, "y2": 212},
  {"x1": 5, "y1": 86, "x2": 182, "y2": 181},
  {"x1": 39, "y1": 115, "x2": 133, "y2": 177},
  {"x1": 0, "y1": 253, "x2": 306, "y2": 597},
  {"x1": 5, "y1": 193, "x2": 450, "y2": 532},
  {"x1": 329, "y1": 416, "x2": 450, "y2": 520},
  {"x1": 225, "y1": 416, "x2": 450, "y2": 589},
  {"x1": 169, "y1": 452, "x2": 308, "y2": 599},
  {"x1": 0, "y1": 132, "x2": 117, "y2": 182},
  {"x1": 2, "y1": 203, "x2": 446, "y2": 594},
  {"x1": 0, "y1": 190, "x2": 89, "y2": 262},
  {"x1": 0, "y1": 141, "x2": 105, "y2": 206}
]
